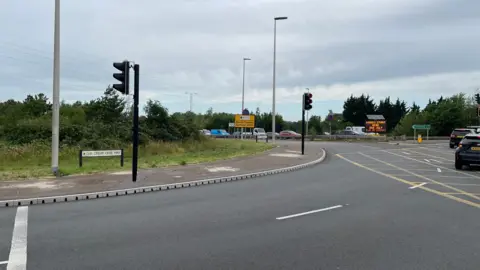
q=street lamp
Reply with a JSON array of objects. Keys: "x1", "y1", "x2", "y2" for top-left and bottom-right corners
[
  {"x1": 185, "y1": 92, "x2": 198, "y2": 112},
  {"x1": 52, "y1": 0, "x2": 61, "y2": 176},
  {"x1": 241, "y1": 57, "x2": 251, "y2": 140},
  {"x1": 272, "y1": 16, "x2": 288, "y2": 144}
]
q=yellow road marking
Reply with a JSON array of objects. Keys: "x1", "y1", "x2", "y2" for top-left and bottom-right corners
[
  {"x1": 336, "y1": 154, "x2": 480, "y2": 209},
  {"x1": 359, "y1": 152, "x2": 480, "y2": 202}
]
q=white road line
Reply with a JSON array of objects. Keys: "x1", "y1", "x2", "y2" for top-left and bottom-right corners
[
  {"x1": 424, "y1": 159, "x2": 431, "y2": 163},
  {"x1": 402, "y1": 152, "x2": 411, "y2": 155},
  {"x1": 437, "y1": 168, "x2": 442, "y2": 173},
  {"x1": 431, "y1": 159, "x2": 442, "y2": 163},
  {"x1": 409, "y1": 182, "x2": 427, "y2": 189},
  {"x1": 276, "y1": 205, "x2": 343, "y2": 220},
  {"x1": 0, "y1": 261, "x2": 8, "y2": 265},
  {"x1": 7, "y1": 206, "x2": 28, "y2": 270}
]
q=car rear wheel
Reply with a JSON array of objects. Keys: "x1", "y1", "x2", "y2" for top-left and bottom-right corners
[{"x1": 455, "y1": 160, "x2": 463, "y2": 170}]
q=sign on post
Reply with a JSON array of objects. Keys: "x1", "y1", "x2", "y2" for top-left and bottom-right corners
[
  {"x1": 234, "y1": 114, "x2": 255, "y2": 128},
  {"x1": 366, "y1": 120, "x2": 386, "y2": 133},
  {"x1": 412, "y1": 124, "x2": 431, "y2": 129},
  {"x1": 228, "y1": 122, "x2": 235, "y2": 127},
  {"x1": 79, "y1": 149, "x2": 124, "y2": 167}
]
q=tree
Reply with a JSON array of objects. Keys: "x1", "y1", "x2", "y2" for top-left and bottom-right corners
[
  {"x1": 343, "y1": 94, "x2": 376, "y2": 126},
  {"x1": 308, "y1": 115, "x2": 322, "y2": 134}
]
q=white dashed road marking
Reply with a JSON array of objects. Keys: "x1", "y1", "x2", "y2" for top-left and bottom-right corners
[
  {"x1": 269, "y1": 153, "x2": 302, "y2": 158},
  {"x1": 437, "y1": 168, "x2": 442, "y2": 173},
  {"x1": 276, "y1": 205, "x2": 344, "y2": 220},
  {"x1": 7, "y1": 206, "x2": 28, "y2": 270},
  {"x1": 0, "y1": 260, "x2": 8, "y2": 265},
  {"x1": 205, "y1": 166, "x2": 240, "y2": 172},
  {"x1": 424, "y1": 159, "x2": 430, "y2": 163},
  {"x1": 402, "y1": 152, "x2": 411, "y2": 155}
]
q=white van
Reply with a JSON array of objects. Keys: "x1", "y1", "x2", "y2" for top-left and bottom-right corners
[{"x1": 252, "y1": 128, "x2": 267, "y2": 139}]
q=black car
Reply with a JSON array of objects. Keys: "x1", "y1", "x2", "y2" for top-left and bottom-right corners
[
  {"x1": 455, "y1": 134, "x2": 480, "y2": 169},
  {"x1": 450, "y1": 128, "x2": 477, "y2": 148}
]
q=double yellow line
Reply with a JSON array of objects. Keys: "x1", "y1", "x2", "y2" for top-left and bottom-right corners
[{"x1": 336, "y1": 153, "x2": 480, "y2": 209}]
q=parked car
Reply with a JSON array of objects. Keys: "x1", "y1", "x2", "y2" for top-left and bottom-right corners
[
  {"x1": 199, "y1": 129, "x2": 211, "y2": 136},
  {"x1": 279, "y1": 130, "x2": 301, "y2": 139},
  {"x1": 232, "y1": 131, "x2": 251, "y2": 138},
  {"x1": 267, "y1": 132, "x2": 280, "y2": 138},
  {"x1": 210, "y1": 129, "x2": 230, "y2": 137},
  {"x1": 252, "y1": 128, "x2": 267, "y2": 139},
  {"x1": 336, "y1": 130, "x2": 360, "y2": 136}
]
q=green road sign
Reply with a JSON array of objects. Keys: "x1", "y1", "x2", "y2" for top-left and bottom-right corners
[{"x1": 412, "y1": 124, "x2": 431, "y2": 129}]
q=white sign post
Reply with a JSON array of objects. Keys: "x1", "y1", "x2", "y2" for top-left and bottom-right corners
[{"x1": 79, "y1": 149, "x2": 124, "y2": 167}]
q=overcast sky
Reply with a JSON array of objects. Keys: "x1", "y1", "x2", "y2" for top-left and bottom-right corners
[{"x1": 1, "y1": 0, "x2": 479, "y2": 120}]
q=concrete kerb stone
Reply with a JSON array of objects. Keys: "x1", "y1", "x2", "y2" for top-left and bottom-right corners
[{"x1": 0, "y1": 149, "x2": 326, "y2": 208}]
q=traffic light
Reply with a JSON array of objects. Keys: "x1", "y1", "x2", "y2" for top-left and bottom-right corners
[
  {"x1": 113, "y1": 61, "x2": 130, "y2": 95},
  {"x1": 303, "y1": 92, "x2": 313, "y2": 111},
  {"x1": 475, "y1": 93, "x2": 480, "y2": 104}
]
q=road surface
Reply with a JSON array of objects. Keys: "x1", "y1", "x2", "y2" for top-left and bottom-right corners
[{"x1": 0, "y1": 141, "x2": 479, "y2": 269}]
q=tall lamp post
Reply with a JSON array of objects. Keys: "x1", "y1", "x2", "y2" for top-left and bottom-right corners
[
  {"x1": 241, "y1": 57, "x2": 251, "y2": 140},
  {"x1": 272, "y1": 16, "x2": 288, "y2": 144},
  {"x1": 185, "y1": 92, "x2": 198, "y2": 112},
  {"x1": 52, "y1": 0, "x2": 61, "y2": 176}
]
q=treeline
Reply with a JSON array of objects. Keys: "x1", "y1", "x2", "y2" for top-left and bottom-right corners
[
  {"x1": 1, "y1": 89, "x2": 475, "y2": 147},
  {"x1": 341, "y1": 93, "x2": 479, "y2": 136},
  {"x1": 0, "y1": 88, "x2": 322, "y2": 148}
]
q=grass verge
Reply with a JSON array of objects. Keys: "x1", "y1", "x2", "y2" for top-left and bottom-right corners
[{"x1": 0, "y1": 139, "x2": 274, "y2": 180}]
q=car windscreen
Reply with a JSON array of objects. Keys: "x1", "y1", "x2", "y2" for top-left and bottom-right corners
[
  {"x1": 256, "y1": 128, "x2": 266, "y2": 133},
  {"x1": 461, "y1": 137, "x2": 480, "y2": 145},
  {"x1": 453, "y1": 130, "x2": 473, "y2": 135}
]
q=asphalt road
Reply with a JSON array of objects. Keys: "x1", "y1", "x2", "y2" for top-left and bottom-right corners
[{"x1": 1, "y1": 140, "x2": 479, "y2": 269}]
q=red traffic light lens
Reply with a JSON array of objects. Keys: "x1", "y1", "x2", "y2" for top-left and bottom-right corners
[{"x1": 308, "y1": 93, "x2": 312, "y2": 98}]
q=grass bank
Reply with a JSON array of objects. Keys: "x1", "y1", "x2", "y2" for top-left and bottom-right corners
[{"x1": 0, "y1": 139, "x2": 274, "y2": 180}]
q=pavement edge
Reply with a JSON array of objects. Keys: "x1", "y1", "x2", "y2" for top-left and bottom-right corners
[{"x1": 0, "y1": 149, "x2": 326, "y2": 208}]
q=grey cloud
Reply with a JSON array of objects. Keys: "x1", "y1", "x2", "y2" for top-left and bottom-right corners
[{"x1": 1, "y1": 0, "x2": 479, "y2": 110}]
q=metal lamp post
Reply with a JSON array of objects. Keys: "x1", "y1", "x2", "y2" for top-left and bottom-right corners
[
  {"x1": 241, "y1": 57, "x2": 251, "y2": 140},
  {"x1": 185, "y1": 92, "x2": 198, "y2": 112},
  {"x1": 272, "y1": 16, "x2": 288, "y2": 144},
  {"x1": 52, "y1": 0, "x2": 61, "y2": 176}
]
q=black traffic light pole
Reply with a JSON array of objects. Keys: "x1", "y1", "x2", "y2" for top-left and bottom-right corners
[
  {"x1": 112, "y1": 60, "x2": 139, "y2": 182},
  {"x1": 301, "y1": 105, "x2": 305, "y2": 155},
  {"x1": 301, "y1": 92, "x2": 313, "y2": 155},
  {"x1": 132, "y1": 64, "x2": 140, "y2": 182}
]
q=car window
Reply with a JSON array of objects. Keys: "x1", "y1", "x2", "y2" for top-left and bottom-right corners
[
  {"x1": 461, "y1": 136, "x2": 480, "y2": 144},
  {"x1": 452, "y1": 130, "x2": 473, "y2": 135}
]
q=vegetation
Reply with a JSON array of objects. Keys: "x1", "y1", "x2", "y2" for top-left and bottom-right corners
[
  {"x1": 0, "y1": 139, "x2": 272, "y2": 179},
  {"x1": 340, "y1": 93, "x2": 478, "y2": 136},
  {"x1": 0, "y1": 88, "x2": 275, "y2": 179}
]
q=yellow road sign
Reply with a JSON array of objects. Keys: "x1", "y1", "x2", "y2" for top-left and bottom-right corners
[{"x1": 234, "y1": 114, "x2": 255, "y2": 128}]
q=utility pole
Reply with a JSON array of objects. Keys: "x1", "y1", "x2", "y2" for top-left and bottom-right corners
[
  {"x1": 185, "y1": 92, "x2": 197, "y2": 112},
  {"x1": 241, "y1": 57, "x2": 251, "y2": 140},
  {"x1": 272, "y1": 16, "x2": 288, "y2": 144},
  {"x1": 51, "y1": 0, "x2": 61, "y2": 176}
]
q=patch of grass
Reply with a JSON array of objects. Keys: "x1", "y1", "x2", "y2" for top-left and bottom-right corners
[{"x1": 0, "y1": 139, "x2": 274, "y2": 180}]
